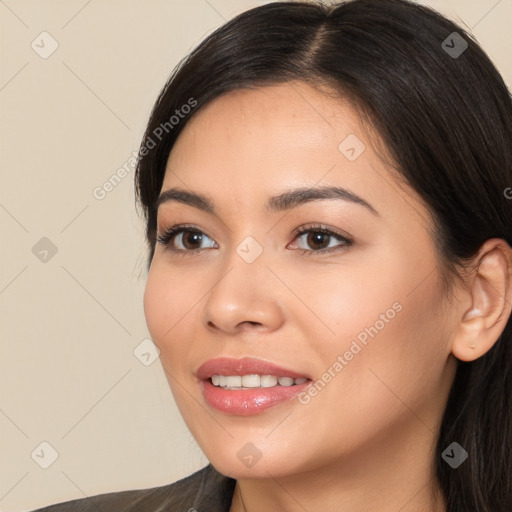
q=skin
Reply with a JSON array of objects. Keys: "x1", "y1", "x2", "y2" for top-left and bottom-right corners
[{"x1": 143, "y1": 81, "x2": 512, "y2": 512}]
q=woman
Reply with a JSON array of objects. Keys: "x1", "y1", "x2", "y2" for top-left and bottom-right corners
[{"x1": 34, "y1": 0, "x2": 512, "y2": 510}]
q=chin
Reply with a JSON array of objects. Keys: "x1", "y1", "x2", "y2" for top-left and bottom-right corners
[{"x1": 208, "y1": 453, "x2": 294, "y2": 480}]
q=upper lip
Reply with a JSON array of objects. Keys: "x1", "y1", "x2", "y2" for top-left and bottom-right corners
[{"x1": 196, "y1": 357, "x2": 311, "y2": 380}]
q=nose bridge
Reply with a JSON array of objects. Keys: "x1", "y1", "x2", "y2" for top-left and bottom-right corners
[
  {"x1": 201, "y1": 232, "x2": 283, "y2": 333},
  {"x1": 234, "y1": 234, "x2": 266, "y2": 265}
]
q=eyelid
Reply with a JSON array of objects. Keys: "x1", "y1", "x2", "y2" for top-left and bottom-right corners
[
  {"x1": 156, "y1": 223, "x2": 216, "y2": 254},
  {"x1": 290, "y1": 223, "x2": 352, "y2": 242},
  {"x1": 288, "y1": 223, "x2": 353, "y2": 255},
  {"x1": 156, "y1": 222, "x2": 353, "y2": 255}
]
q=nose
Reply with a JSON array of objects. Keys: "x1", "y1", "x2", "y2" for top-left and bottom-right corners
[{"x1": 201, "y1": 253, "x2": 285, "y2": 336}]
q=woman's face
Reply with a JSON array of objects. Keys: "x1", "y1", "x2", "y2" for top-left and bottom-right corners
[{"x1": 143, "y1": 81, "x2": 459, "y2": 479}]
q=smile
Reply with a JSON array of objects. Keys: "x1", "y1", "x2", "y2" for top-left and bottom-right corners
[
  {"x1": 211, "y1": 374, "x2": 308, "y2": 389},
  {"x1": 197, "y1": 357, "x2": 312, "y2": 415}
]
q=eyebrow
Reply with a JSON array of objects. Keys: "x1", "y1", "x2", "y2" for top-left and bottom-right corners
[{"x1": 156, "y1": 186, "x2": 379, "y2": 216}]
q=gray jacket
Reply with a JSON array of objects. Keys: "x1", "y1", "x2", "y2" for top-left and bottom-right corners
[{"x1": 31, "y1": 464, "x2": 236, "y2": 512}]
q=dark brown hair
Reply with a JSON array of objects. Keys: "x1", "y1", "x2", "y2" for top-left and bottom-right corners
[{"x1": 134, "y1": 1, "x2": 512, "y2": 510}]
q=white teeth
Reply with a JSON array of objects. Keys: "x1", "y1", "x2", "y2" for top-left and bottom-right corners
[
  {"x1": 210, "y1": 374, "x2": 308, "y2": 389},
  {"x1": 224, "y1": 375, "x2": 242, "y2": 387},
  {"x1": 277, "y1": 377, "x2": 294, "y2": 386},
  {"x1": 260, "y1": 375, "x2": 278, "y2": 387},
  {"x1": 241, "y1": 374, "x2": 261, "y2": 388}
]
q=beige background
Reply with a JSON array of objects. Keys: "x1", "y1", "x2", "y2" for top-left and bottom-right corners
[{"x1": 0, "y1": 0, "x2": 510, "y2": 510}]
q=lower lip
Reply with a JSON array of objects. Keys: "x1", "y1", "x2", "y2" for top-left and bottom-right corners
[{"x1": 201, "y1": 379, "x2": 311, "y2": 415}]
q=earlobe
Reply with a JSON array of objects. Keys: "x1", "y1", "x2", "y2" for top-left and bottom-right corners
[{"x1": 450, "y1": 239, "x2": 512, "y2": 362}]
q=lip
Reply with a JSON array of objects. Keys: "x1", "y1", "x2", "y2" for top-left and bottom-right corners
[{"x1": 197, "y1": 357, "x2": 312, "y2": 416}]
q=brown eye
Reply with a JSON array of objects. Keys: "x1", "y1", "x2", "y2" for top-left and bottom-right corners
[
  {"x1": 304, "y1": 232, "x2": 331, "y2": 250},
  {"x1": 156, "y1": 225, "x2": 217, "y2": 253},
  {"x1": 180, "y1": 231, "x2": 205, "y2": 250},
  {"x1": 290, "y1": 225, "x2": 353, "y2": 255}
]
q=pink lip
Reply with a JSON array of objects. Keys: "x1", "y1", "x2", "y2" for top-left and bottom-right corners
[{"x1": 196, "y1": 357, "x2": 312, "y2": 416}]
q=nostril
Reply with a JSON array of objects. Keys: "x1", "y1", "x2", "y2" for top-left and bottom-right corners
[{"x1": 240, "y1": 321, "x2": 264, "y2": 330}]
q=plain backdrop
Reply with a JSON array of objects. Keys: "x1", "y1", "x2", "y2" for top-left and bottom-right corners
[{"x1": 0, "y1": 0, "x2": 510, "y2": 510}]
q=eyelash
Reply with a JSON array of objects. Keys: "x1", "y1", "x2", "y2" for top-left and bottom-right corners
[{"x1": 156, "y1": 223, "x2": 353, "y2": 257}]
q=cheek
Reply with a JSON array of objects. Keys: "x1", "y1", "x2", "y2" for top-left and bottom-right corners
[
  {"x1": 143, "y1": 265, "x2": 193, "y2": 362},
  {"x1": 293, "y1": 262, "x2": 402, "y2": 352},
  {"x1": 300, "y1": 247, "x2": 448, "y2": 399},
  {"x1": 143, "y1": 269, "x2": 167, "y2": 344},
  {"x1": 143, "y1": 267, "x2": 201, "y2": 420},
  {"x1": 293, "y1": 278, "x2": 448, "y2": 457}
]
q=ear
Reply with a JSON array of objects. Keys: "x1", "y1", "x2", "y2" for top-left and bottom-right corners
[{"x1": 450, "y1": 238, "x2": 512, "y2": 362}]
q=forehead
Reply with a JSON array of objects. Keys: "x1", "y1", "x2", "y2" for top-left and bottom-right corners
[
  {"x1": 164, "y1": 82, "x2": 372, "y2": 187},
  {"x1": 168, "y1": 81, "x2": 362, "y2": 163},
  {"x1": 160, "y1": 81, "x2": 430, "y2": 232}
]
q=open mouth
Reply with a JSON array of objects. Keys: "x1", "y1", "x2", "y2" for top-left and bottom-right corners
[
  {"x1": 196, "y1": 357, "x2": 313, "y2": 415},
  {"x1": 210, "y1": 374, "x2": 309, "y2": 389}
]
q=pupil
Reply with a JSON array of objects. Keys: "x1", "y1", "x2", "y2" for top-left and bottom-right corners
[
  {"x1": 185, "y1": 232, "x2": 201, "y2": 249},
  {"x1": 308, "y1": 232, "x2": 328, "y2": 249}
]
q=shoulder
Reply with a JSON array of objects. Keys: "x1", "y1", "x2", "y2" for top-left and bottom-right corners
[{"x1": 31, "y1": 464, "x2": 237, "y2": 512}]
